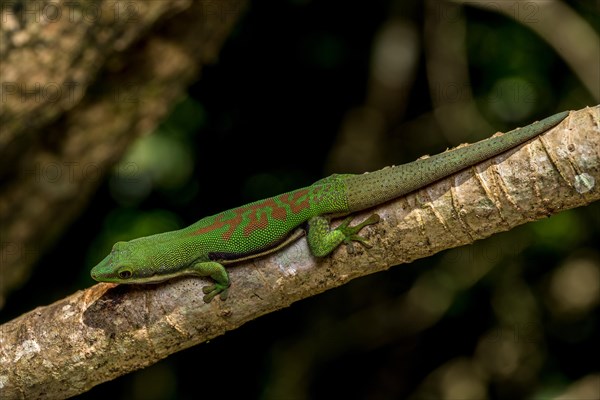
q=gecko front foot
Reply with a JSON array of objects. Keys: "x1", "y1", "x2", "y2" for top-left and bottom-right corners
[
  {"x1": 190, "y1": 261, "x2": 231, "y2": 303},
  {"x1": 202, "y1": 283, "x2": 229, "y2": 303}
]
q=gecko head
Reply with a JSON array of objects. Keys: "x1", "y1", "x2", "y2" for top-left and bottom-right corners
[
  {"x1": 91, "y1": 240, "x2": 180, "y2": 284},
  {"x1": 90, "y1": 241, "x2": 139, "y2": 283}
]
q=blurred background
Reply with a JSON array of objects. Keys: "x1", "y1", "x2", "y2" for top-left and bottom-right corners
[{"x1": 2, "y1": 0, "x2": 599, "y2": 399}]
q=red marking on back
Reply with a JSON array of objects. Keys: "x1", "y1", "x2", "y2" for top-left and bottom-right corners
[
  {"x1": 193, "y1": 213, "x2": 242, "y2": 240},
  {"x1": 191, "y1": 188, "x2": 313, "y2": 240},
  {"x1": 279, "y1": 189, "x2": 311, "y2": 213},
  {"x1": 242, "y1": 198, "x2": 281, "y2": 237}
]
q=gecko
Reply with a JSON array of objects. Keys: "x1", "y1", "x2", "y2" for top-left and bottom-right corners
[{"x1": 91, "y1": 111, "x2": 568, "y2": 302}]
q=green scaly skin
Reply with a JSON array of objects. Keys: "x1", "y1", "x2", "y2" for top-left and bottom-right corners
[{"x1": 91, "y1": 111, "x2": 568, "y2": 302}]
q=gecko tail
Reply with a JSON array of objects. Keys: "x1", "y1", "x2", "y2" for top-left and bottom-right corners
[{"x1": 343, "y1": 111, "x2": 568, "y2": 212}]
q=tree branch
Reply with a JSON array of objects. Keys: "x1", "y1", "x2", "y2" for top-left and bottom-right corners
[{"x1": 0, "y1": 106, "x2": 598, "y2": 398}]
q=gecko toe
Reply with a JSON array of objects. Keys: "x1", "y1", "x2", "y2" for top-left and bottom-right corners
[
  {"x1": 219, "y1": 288, "x2": 229, "y2": 301},
  {"x1": 202, "y1": 285, "x2": 216, "y2": 295}
]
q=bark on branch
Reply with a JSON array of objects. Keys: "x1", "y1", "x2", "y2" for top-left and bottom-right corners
[{"x1": 0, "y1": 106, "x2": 598, "y2": 399}]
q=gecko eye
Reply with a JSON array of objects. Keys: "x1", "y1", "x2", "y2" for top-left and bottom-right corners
[{"x1": 117, "y1": 268, "x2": 133, "y2": 279}]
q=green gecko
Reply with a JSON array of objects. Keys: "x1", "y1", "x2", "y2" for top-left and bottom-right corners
[{"x1": 91, "y1": 111, "x2": 568, "y2": 302}]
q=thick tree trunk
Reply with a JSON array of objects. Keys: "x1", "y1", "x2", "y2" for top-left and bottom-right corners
[{"x1": 0, "y1": 0, "x2": 248, "y2": 306}]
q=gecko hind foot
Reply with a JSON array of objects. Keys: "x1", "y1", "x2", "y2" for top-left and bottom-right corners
[
  {"x1": 338, "y1": 213, "x2": 380, "y2": 252},
  {"x1": 202, "y1": 284, "x2": 229, "y2": 303}
]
